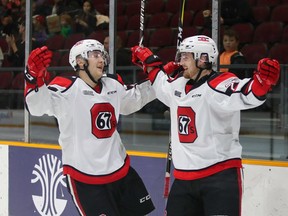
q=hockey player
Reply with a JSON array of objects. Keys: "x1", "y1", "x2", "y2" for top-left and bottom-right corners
[
  {"x1": 24, "y1": 39, "x2": 155, "y2": 215},
  {"x1": 131, "y1": 35, "x2": 280, "y2": 216}
]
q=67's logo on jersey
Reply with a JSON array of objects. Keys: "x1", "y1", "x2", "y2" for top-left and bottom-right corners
[
  {"x1": 177, "y1": 107, "x2": 198, "y2": 143},
  {"x1": 91, "y1": 103, "x2": 117, "y2": 138}
]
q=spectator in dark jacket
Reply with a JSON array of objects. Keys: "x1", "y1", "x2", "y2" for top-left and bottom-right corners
[{"x1": 74, "y1": 0, "x2": 98, "y2": 36}]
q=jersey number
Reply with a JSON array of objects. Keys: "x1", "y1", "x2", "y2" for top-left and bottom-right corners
[
  {"x1": 90, "y1": 103, "x2": 117, "y2": 138},
  {"x1": 177, "y1": 107, "x2": 197, "y2": 143}
]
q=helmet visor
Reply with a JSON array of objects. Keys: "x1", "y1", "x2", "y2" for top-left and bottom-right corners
[
  {"x1": 175, "y1": 52, "x2": 195, "y2": 63},
  {"x1": 87, "y1": 50, "x2": 105, "y2": 58},
  {"x1": 87, "y1": 50, "x2": 110, "y2": 66},
  {"x1": 175, "y1": 51, "x2": 210, "y2": 63}
]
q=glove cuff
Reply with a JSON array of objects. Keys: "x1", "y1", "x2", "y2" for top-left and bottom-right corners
[
  {"x1": 252, "y1": 74, "x2": 271, "y2": 97},
  {"x1": 24, "y1": 66, "x2": 45, "y2": 87},
  {"x1": 24, "y1": 66, "x2": 37, "y2": 84},
  {"x1": 145, "y1": 55, "x2": 162, "y2": 65}
]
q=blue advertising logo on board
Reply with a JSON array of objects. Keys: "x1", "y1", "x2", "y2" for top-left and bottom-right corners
[
  {"x1": 9, "y1": 146, "x2": 79, "y2": 216},
  {"x1": 31, "y1": 154, "x2": 67, "y2": 216}
]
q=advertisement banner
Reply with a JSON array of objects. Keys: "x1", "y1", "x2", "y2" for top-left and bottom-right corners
[
  {"x1": 3, "y1": 142, "x2": 288, "y2": 216},
  {"x1": 9, "y1": 146, "x2": 79, "y2": 216},
  {"x1": 8, "y1": 146, "x2": 167, "y2": 216}
]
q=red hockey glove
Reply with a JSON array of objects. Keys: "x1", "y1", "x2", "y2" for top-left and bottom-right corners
[
  {"x1": 252, "y1": 58, "x2": 280, "y2": 96},
  {"x1": 25, "y1": 46, "x2": 52, "y2": 84},
  {"x1": 163, "y1": 61, "x2": 183, "y2": 75},
  {"x1": 131, "y1": 45, "x2": 162, "y2": 73}
]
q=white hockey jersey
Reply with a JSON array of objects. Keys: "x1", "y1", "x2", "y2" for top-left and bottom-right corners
[
  {"x1": 148, "y1": 69, "x2": 265, "y2": 180},
  {"x1": 25, "y1": 74, "x2": 155, "y2": 184}
]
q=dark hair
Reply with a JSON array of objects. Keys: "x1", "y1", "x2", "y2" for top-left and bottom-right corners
[
  {"x1": 2, "y1": 23, "x2": 18, "y2": 36},
  {"x1": 223, "y1": 29, "x2": 239, "y2": 41},
  {"x1": 83, "y1": 0, "x2": 95, "y2": 12}
]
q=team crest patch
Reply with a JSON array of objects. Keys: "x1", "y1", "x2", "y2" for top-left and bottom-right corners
[{"x1": 224, "y1": 78, "x2": 240, "y2": 92}]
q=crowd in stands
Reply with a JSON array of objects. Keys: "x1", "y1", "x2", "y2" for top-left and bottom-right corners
[{"x1": 0, "y1": 0, "x2": 288, "y2": 108}]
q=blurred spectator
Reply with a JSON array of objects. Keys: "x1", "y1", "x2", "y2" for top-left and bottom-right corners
[
  {"x1": 96, "y1": 14, "x2": 109, "y2": 30},
  {"x1": 103, "y1": 35, "x2": 133, "y2": 83},
  {"x1": 219, "y1": 29, "x2": 250, "y2": 79},
  {"x1": 0, "y1": 0, "x2": 21, "y2": 21},
  {"x1": 59, "y1": 13, "x2": 74, "y2": 38},
  {"x1": 5, "y1": 18, "x2": 38, "y2": 68},
  {"x1": 0, "y1": 13, "x2": 18, "y2": 36},
  {"x1": 5, "y1": 17, "x2": 42, "y2": 108},
  {"x1": 5, "y1": 18, "x2": 25, "y2": 68},
  {"x1": 202, "y1": 0, "x2": 254, "y2": 36},
  {"x1": 18, "y1": 0, "x2": 26, "y2": 20},
  {"x1": 32, "y1": 0, "x2": 49, "y2": 16},
  {"x1": 74, "y1": 0, "x2": 98, "y2": 36},
  {"x1": 32, "y1": 14, "x2": 48, "y2": 45},
  {"x1": 104, "y1": 35, "x2": 131, "y2": 67},
  {"x1": 49, "y1": 0, "x2": 67, "y2": 15},
  {"x1": 47, "y1": 0, "x2": 82, "y2": 16}
]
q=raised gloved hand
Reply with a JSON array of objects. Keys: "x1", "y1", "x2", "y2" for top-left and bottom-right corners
[
  {"x1": 163, "y1": 61, "x2": 183, "y2": 76},
  {"x1": 131, "y1": 45, "x2": 162, "y2": 73},
  {"x1": 252, "y1": 58, "x2": 280, "y2": 96},
  {"x1": 24, "y1": 46, "x2": 52, "y2": 84}
]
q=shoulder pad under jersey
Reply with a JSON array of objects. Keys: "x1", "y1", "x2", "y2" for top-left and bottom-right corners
[
  {"x1": 48, "y1": 76, "x2": 77, "y2": 91},
  {"x1": 208, "y1": 72, "x2": 240, "y2": 93},
  {"x1": 105, "y1": 73, "x2": 125, "y2": 85}
]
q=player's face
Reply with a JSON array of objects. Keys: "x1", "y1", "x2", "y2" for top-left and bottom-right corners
[
  {"x1": 87, "y1": 50, "x2": 105, "y2": 79},
  {"x1": 179, "y1": 52, "x2": 199, "y2": 79}
]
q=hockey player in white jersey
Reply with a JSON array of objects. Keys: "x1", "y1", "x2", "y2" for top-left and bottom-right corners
[
  {"x1": 24, "y1": 39, "x2": 155, "y2": 215},
  {"x1": 131, "y1": 35, "x2": 280, "y2": 216}
]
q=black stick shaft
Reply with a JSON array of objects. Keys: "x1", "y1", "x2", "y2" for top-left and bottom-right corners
[
  {"x1": 177, "y1": 0, "x2": 186, "y2": 48},
  {"x1": 139, "y1": 0, "x2": 145, "y2": 46}
]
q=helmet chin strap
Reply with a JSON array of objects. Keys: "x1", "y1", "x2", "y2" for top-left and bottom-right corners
[
  {"x1": 83, "y1": 64, "x2": 98, "y2": 84},
  {"x1": 193, "y1": 59, "x2": 204, "y2": 83}
]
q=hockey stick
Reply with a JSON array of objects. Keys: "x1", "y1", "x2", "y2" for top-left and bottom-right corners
[
  {"x1": 139, "y1": 0, "x2": 145, "y2": 46},
  {"x1": 163, "y1": 0, "x2": 186, "y2": 199},
  {"x1": 177, "y1": 0, "x2": 186, "y2": 49},
  {"x1": 170, "y1": 0, "x2": 186, "y2": 78},
  {"x1": 163, "y1": 109, "x2": 172, "y2": 198}
]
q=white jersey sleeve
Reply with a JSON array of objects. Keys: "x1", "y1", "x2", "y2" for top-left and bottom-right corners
[
  {"x1": 25, "y1": 76, "x2": 77, "y2": 120},
  {"x1": 207, "y1": 72, "x2": 265, "y2": 111},
  {"x1": 119, "y1": 79, "x2": 156, "y2": 115},
  {"x1": 146, "y1": 70, "x2": 174, "y2": 107}
]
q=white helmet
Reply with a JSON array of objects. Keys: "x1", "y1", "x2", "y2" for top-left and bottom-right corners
[
  {"x1": 69, "y1": 39, "x2": 110, "y2": 71},
  {"x1": 176, "y1": 35, "x2": 218, "y2": 68}
]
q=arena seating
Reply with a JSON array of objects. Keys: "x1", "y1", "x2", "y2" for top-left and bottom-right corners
[
  {"x1": 241, "y1": 42, "x2": 268, "y2": 64},
  {"x1": 252, "y1": 6, "x2": 270, "y2": 24},
  {"x1": 269, "y1": 43, "x2": 288, "y2": 64},
  {"x1": 2, "y1": 0, "x2": 288, "y2": 90},
  {"x1": 0, "y1": 71, "x2": 13, "y2": 89},
  {"x1": 231, "y1": 23, "x2": 255, "y2": 44},
  {"x1": 253, "y1": 21, "x2": 283, "y2": 44}
]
